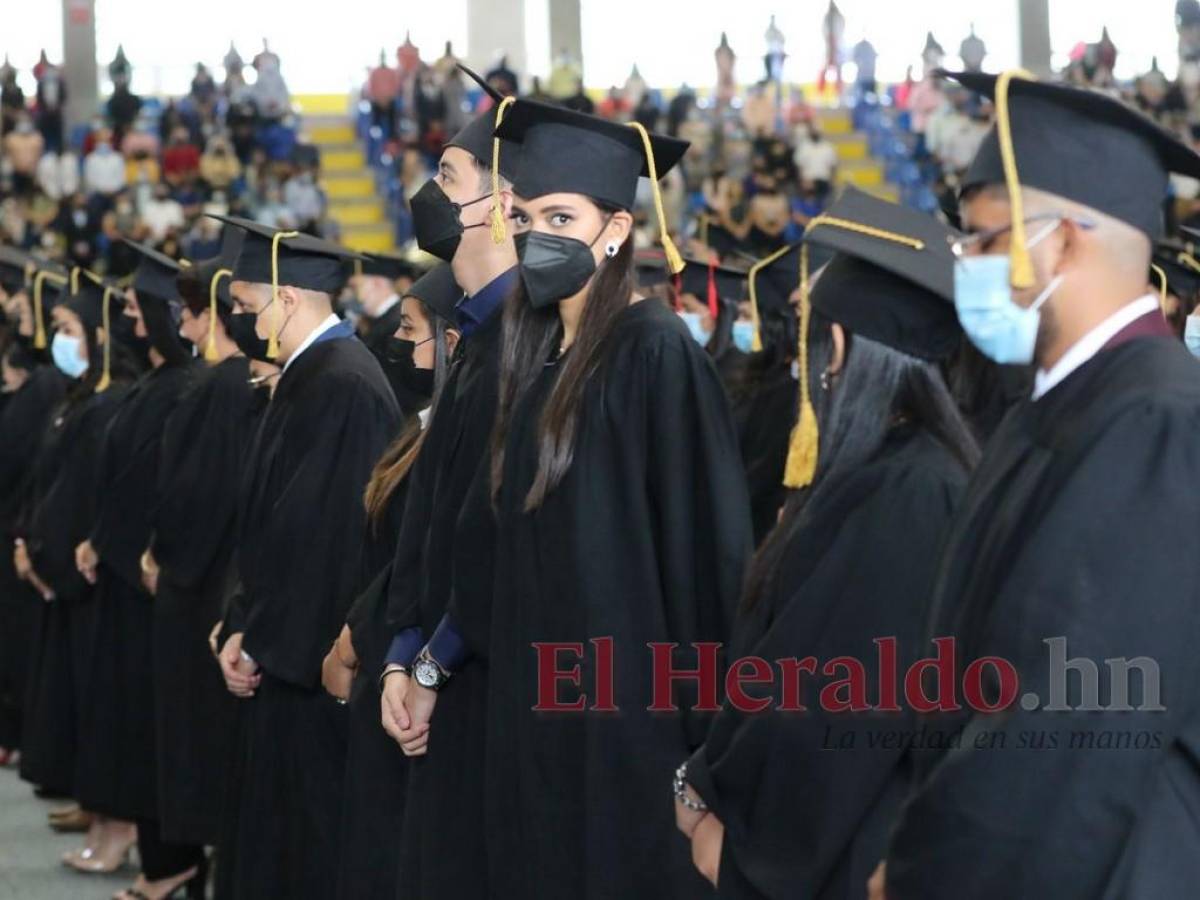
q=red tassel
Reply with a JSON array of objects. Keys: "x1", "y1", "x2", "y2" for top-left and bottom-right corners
[{"x1": 706, "y1": 255, "x2": 719, "y2": 319}]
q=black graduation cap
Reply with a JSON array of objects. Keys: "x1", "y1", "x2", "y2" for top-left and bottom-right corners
[
  {"x1": 634, "y1": 249, "x2": 670, "y2": 289},
  {"x1": 207, "y1": 214, "x2": 362, "y2": 295},
  {"x1": 803, "y1": 185, "x2": 962, "y2": 361},
  {"x1": 26, "y1": 256, "x2": 70, "y2": 350},
  {"x1": 495, "y1": 98, "x2": 691, "y2": 271},
  {"x1": 946, "y1": 69, "x2": 1200, "y2": 245},
  {"x1": 189, "y1": 226, "x2": 245, "y2": 360},
  {"x1": 495, "y1": 99, "x2": 689, "y2": 213},
  {"x1": 67, "y1": 271, "x2": 125, "y2": 391},
  {"x1": 447, "y1": 64, "x2": 522, "y2": 181},
  {"x1": 359, "y1": 251, "x2": 416, "y2": 281},
  {"x1": 123, "y1": 238, "x2": 184, "y2": 301},
  {"x1": 1151, "y1": 237, "x2": 1200, "y2": 302},
  {"x1": 403, "y1": 262, "x2": 462, "y2": 325},
  {"x1": 747, "y1": 242, "x2": 836, "y2": 326},
  {"x1": 678, "y1": 256, "x2": 746, "y2": 317}
]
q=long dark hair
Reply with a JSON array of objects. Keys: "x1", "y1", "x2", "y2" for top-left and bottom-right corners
[
  {"x1": 60, "y1": 306, "x2": 140, "y2": 406},
  {"x1": 742, "y1": 309, "x2": 980, "y2": 610},
  {"x1": 363, "y1": 300, "x2": 456, "y2": 527},
  {"x1": 491, "y1": 200, "x2": 635, "y2": 512},
  {"x1": 705, "y1": 299, "x2": 736, "y2": 362}
]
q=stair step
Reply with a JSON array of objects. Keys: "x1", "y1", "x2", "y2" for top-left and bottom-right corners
[
  {"x1": 293, "y1": 94, "x2": 352, "y2": 117},
  {"x1": 323, "y1": 175, "x2": 376, "y2": 199},
  {"x1": 837, "y1": 166, "x2": 884, "y2": 188},
  {"x1": 340, "y1": 226, "x2": 396, "y2": 253},
  {"x1": 309, "y1": 124, "x2": 357, "y2": 145},
  {"x1": 322, "y1": 149, "x2": 366, "y2": 172},
  {"x1": 329, "y1": 203, "x2": 384, "y2": 225}
]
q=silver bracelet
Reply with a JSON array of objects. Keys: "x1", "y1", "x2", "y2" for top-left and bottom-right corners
[{"x1": 673, "y1": 762, "x2": 708, "y2": 812}]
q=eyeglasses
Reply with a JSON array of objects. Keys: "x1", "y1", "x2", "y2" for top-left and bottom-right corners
[{"x1": 949, "y1": 213, "x2": 1096, "y2": 259}]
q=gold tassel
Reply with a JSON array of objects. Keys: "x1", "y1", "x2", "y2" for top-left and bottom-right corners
[
  {"x1": 782, "y1": 243, "x2": 818, "y2": 489},
  {"x1": 70, "y1": 266, "x2": 80, "y2": 295},
  {"x1": 1177, "y1": 251, "x2": 1200, "y2": 275},
  {"x1": 30, "y1": 271, "x2": 65, "y2": 350},
  {"x1": 206, "y1": 268, "x2": 233, "y2": 362},
  {"x1": 995, "y1": 69, "x2": 1036, "y2": 290},
  {"x1": 1150, "y1": 263, "x2": 1168, "y2": 314},
  {"x1": 489, "y1": 96, "x2": 517, "y2": 244},
  {"x1": 745, "y1": 244, "x2": 793, "y2": 353},
  {"x1": 268, "y1": 231, "x2": 301, "y2": 360},
  {"x1": 627, "y1": 121, "x2": 684, "y2": 274},
  {"x1": 95, "y1": 285, "x2": 115, "y2": 392}
]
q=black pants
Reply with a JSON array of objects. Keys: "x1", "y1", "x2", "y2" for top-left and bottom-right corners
[{"x1": 136, "y1": 816, "x2": 204, "y2": 880}]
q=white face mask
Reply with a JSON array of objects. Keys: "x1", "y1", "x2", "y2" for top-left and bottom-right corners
[{"x1": 1184, "y1": 314, "x2": 1200, "y2": 358}]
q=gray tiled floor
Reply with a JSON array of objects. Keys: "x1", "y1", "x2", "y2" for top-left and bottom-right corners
[{"x1": 0, "y1": 765, "x2": 133, "y2": 899}]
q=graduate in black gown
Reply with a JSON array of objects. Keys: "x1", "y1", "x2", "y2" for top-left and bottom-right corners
[
  {"x1": 72, "y1": 243, "x2": 201, "y2": 891},
  {"x1": 353, "y1": 250, "x2": 425, "y2": 415},
  {"x1": 142, "y1": 231, "x2": 259, "y2": 879},
  {"x1": 1150, "y1": 235, "x2": 1200, "y2": 339},
  {"x1": 211, "y1": 216, "x2": 400, "y2": 900},
  {"x1": 676, "y1": 189, "x2": 978, "y2": 900},
  {"x1": 732, "y1": 243, "x2": 834, "y2": 545},
  {"x1": 416, "y1": 99, "x2": 752, "y2": 898},
  {"x1": 881, "y1": 73, "x2": 1200, "y2": 900},
  {"x1": 319, "y1": 264, "x2": 462, "y2": 900},
  {"x1": 375, "y1": 65, "x2": 521, "y2": 900},
  {"x1": 16, "y1": 272, "x2": 139, "y2": 848},
  {"x1": 675, "y1": 255, "x2": 755, "y2": 394},
  {"x1": 0, "y1": 335, "x2": 65, "y2": 762}
]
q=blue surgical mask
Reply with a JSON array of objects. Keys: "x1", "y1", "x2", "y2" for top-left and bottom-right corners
[
  {"x1": 1184, "y1": 315, "x2": 1200, "y2": 358},
  {"x1": 952, "y1": 220, "x2": 1063, "y2": 365},
  {"x1": 51, "y1": 332, "x2": 88, "y2": 379},
  {"x1": 732, "y1": 320, "x2": 755, "y2": 354},
  {"x1": 678, "y1": 311, "x2": 712, "y2": 347}
]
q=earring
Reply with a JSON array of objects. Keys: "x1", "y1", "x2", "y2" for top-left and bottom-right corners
[
  {"x1": 820, "y1": 369, "x2": 833, "y2": 391},
  {"x1": 605, "y1": 241, "x2": 619, "y2": 258}
]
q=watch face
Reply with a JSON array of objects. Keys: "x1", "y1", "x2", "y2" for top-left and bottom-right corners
[{"x1": 414, "y1": 658, "x2": 439, "y2": 688}]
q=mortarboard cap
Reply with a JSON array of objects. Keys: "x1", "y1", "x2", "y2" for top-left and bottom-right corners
[
  {"x1": 803, "y1": 185, "x2": 963, "y2": 361},
  {"x1": 495, "y1": 98, "x2": 690, "y2": 271},
  {"x1": 207, "y1": 214, "x2": 363, "y2": 359},
  {"x1": 190, "y1": 225, "x2": 245, "y2": 360},
  {"x1": 678, "y1": 256, "x2": 746, "y2": 318},
  {"x1": 26, "y1": 256, "x2": 70, "y2": 350},
  {"x1": 0, "y1": 246, "x2": 31, "y2": 293},
  {"x1": 358, "y1": 251, "x2": 417, "y2": 281},
  {"x1": 123, "y1": 238, "x2": 185, "y2": 301},
  {"x1": 68, "y1": 271, "x2": 126, "y2": 391},
  {"x1": 634, "y1": 249, "x2": 670, "y2": 289},
  {"x1": 947, "y1": 69, "x2": 1200, "y2": 282},
  {"x1": 403, "y1": 262, "x2": 462, "y2": 325},
  {"x1": 1150, "y1": 235, "x2": 1200, "y2": 309}
]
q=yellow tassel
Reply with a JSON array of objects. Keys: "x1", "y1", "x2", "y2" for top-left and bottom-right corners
[
  {"x1": 804, "y1": 214, "x2": 925, "y2": 250},
  {"x1": 745, "y1": 244, "x2": 794, "y2": 354},
  {"x1": 627, "y1": 121, "x2": 684, "y2": 274},
  {"x1": 206, "y1": 268, "x2": 233, "y2": 362},
  {"x1": 995, "y1": 69, "x2": 1037, "y2": 290},
  {"x1": 490, "y1": 96, "x2": 517, "y2": 244},
  {"x1": 95, "y1": 285, "x2": 115, "y2": 392},
  {"x1": 782, "y1": 243, "x2": 819, "y2": 489},
  {"x1": 70, "y1": 266, "x2": 80, "y2": 295},
  {"x1": 1177, "y1": 251, "x2": 1200, "y2": 275},
  {"x1": 30, "y1": 271, "x2": 65, "y2": 350},
  {"x1": 268, "y1": 231, "x2": 301, "y2": 360}
]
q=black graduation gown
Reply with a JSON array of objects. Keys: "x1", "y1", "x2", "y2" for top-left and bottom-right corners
[
  {"x1": 738, "y1": 367, "x2": 798, "y2": 544},
  {"x1": 887, "y1": 332, "x2": 1200, "y2": 899},
  {"x1": 75, "y1": 361, "x2": 198, "y2": 821},
  {"x1": 336, "y1": 476, "x2": 409, "y2": 900},
  {"x1": 18, "y1": 384, "x2": 128, "y2": 793},
  {"x1": 227, "y1": 333, "x2": 400, "y2": 900},
  {"x1": 685, "y1": 428, "x2": 967, "y2": 900},
  {"x1": 388, "y1": 310, "x2": 502, "y2": 900},
  {"x1": 0, "y1": 366, "x2": 65, "y2": 748},
  {"x1": 148, "y1": 355, "x2": 258, "y2": 845},
  {"x1": 482, "y1": 300, "x2": 753, "y2": 899},
  {"x1": 362, "y1": 301, "x2": 424, "y2": 416}
]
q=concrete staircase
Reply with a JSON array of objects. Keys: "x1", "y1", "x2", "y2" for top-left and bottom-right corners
[
  {"x1": 816, "y1": 107, "x2": 898, "y2": 202},
  {"x1": 294, "y1": 95, "x2": 394, "y2": 253}
]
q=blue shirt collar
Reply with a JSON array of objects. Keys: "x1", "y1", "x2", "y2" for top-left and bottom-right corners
[{"x1": 455, "y1": 267, "x2": 518, "y2": 338}]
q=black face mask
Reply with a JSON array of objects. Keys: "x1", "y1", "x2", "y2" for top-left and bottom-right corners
[
  {"x1": 515, "y1": 224, "x2": 608, "y2": 309},
  {"x1": 384, "y1": 336, "x2": 435, "y2": 400},
  {"x1": 228, "y1": 311, "x2": 273, "y2": 363},
  {"x1": 410, "y1": 179, "x2": 489, "y2": 263}
]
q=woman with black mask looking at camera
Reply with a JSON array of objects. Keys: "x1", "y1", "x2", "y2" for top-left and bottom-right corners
[{"x1": 411, "y1": 101, "x2": 754, "y2": 898}]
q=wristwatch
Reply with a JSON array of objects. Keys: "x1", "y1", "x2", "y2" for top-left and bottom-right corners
[{"x1": 412, "y1": 647, "x2": 450, "y2": 691}]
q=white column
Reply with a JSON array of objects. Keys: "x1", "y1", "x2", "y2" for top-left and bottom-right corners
[
  {"x1": 61, "y1": 0, "x2": 99, "y2": 130},
  {"x1": 467, "y1": 0, "x2": 529, "y2": 82},
  {"x1": 1018, "y1": 0, "x2": 1053, "y2": 78}
]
